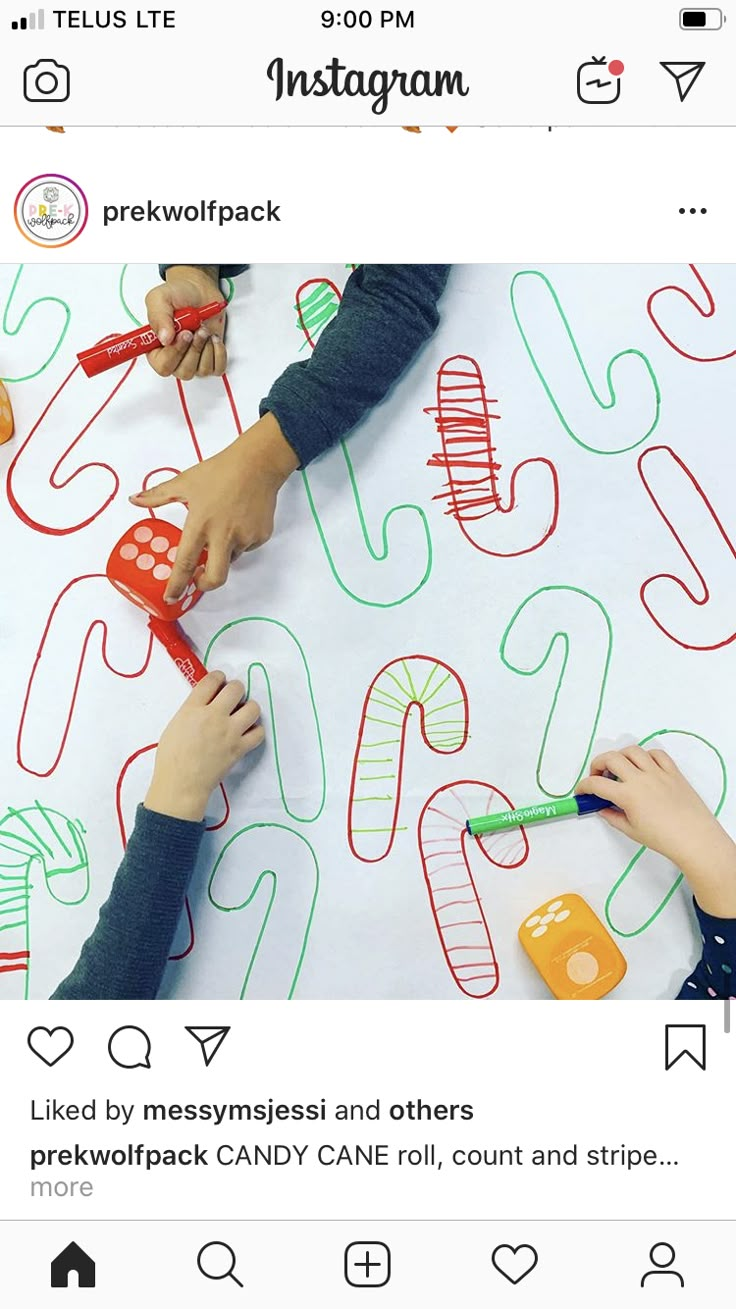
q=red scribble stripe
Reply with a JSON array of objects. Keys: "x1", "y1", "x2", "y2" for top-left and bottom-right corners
[
  {"x1": 424, "y1": 354, "x2": 559, "y2": 558},
  {"x1": 0, "y1": 950, "x2": 30, "y2": 959}
]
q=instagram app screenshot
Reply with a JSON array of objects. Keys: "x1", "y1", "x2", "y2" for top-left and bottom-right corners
[{"x1": 0, "y1": 1, "x2": 734, "y2": 1303}]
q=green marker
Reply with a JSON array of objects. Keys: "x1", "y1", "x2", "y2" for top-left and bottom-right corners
[{"x1": 465, "y1": 794, "x2": 613, "y2": 836}]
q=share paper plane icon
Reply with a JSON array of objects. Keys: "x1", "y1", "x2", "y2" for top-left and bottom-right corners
[
  {"x1": 661, "y1": 61, "x2": 706, "y2": 102},
  {"x1": 185, "y1": 1026, "x2": 230, "y2": 1067}
]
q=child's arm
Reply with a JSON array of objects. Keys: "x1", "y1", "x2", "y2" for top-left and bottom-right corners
[
  {"x1": 144, "y1": 264, "x2": 248, "y2": 380},
  {"x1": 130, "y1": 265, "x2": 451, "y2": 602},
  {"x1": 576, "y1": 746, "x2": 736, "y2": 997},
  {"x1": 51, "y1": 672, "x2": 263, "y2": 1000}
]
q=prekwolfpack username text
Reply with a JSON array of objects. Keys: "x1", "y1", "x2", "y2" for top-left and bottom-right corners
[{"x1": 102, "y1": 200, "x2": 281, "y2": 227}]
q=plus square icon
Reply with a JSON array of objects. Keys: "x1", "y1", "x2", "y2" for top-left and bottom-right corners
[{"x1": 344, "y1": 1242, "x2": 391, "y2": 1288}]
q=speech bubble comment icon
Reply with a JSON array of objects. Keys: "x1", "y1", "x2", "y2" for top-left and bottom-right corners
[{"x1": 108, "y1": 1025, "x2": 152, "y2": 1070}]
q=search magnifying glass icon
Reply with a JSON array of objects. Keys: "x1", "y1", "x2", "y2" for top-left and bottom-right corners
[{"x1": 197, "y1": 1241, "x2": 244, "y2": 1288}]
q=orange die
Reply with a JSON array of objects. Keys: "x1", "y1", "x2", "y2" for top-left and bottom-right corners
[
  {"x1": 0, "y1": 381, "x2": 14, "y2": 444},
  {"x1": 106, "y1": 518, "x2": 204, "y2": 621},
  {"x1": 518, "y1": 894, "x2": 627, "y2": 1000}
]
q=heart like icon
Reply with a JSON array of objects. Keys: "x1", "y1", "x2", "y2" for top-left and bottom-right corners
[
  {"x1": 491, "y1": 1244, "x2": 539, "y2": 1285},
  {"x1": 27, "y1": 1026, "x2": 74, "y2": 1066}
]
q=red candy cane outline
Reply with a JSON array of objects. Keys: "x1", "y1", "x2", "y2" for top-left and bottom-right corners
[
  {"x1": 115, "y1": 743, "x2": 231, "y2": 962},
  {"x1": 175, "y1": 372, "x2": 243, "y2": 462},
  {"x1": 424, "y1": 355, "x2": 559, "y2": 557},
  {"x1": 638, "y1": 445, "x2": 736, "y2": 651},
  {"x1": 17, "y1": 574, "x2": 154, "y2": 778},
  {"x1": 348, "y1": 655, "x2": 470, "y2": 863},
  {"x1": 646, "y1": 264, "x2": 736, "y2": 363},
  {"x1": 6, "y1": 352, "x2": 137, "y2": 535},
  {"x1": 418, "y1": 780, "x2": 529, "y2": 998},
  {"x1": 295, "y1": 278, "x2": 343, "y2": 350}
]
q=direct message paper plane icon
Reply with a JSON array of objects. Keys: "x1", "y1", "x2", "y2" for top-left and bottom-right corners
[
  {"x1": 185, "y1": 1026, "x2": 230, "y2": 1067},
  {"x1": 661, "y1": 61, "x2": 706, "y2": 102}
]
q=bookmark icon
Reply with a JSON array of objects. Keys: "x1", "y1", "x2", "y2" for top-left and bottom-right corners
[
  {"x1": 185, "y1": 1026, "x2": 230, "y2": 1067},
  {"x1": 664, "y1": 1023, "x2": 706, "y2": 1070}
]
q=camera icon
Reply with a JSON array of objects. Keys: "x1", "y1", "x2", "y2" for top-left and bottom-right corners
[{"x1": 23, "y1": 58, "x2": 70, "y2": 103}]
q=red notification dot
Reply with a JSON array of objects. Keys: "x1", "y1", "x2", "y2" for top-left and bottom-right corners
[{"x1": 608, "y1": 60, "x2": 624, "y2": 77}]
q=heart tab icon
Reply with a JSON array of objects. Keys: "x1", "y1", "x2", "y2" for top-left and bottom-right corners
[
  {"x1": 27, "y1": 1026, "x2": 74, "y2": 1066},
  {"x1": 491, "y1": 1244, "x2": 539, "y2": 1284}
]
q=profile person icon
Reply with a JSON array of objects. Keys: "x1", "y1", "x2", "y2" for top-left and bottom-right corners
[{"x1": 641, "y1": 1242, "x2": 684, "y2": 1287}]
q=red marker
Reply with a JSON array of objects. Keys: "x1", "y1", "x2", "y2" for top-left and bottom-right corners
[
  {"x1": 77, "y1": 300, "x2": 227, "y2": 378},
  {"x1": 148, "y1": 617, "x2": 207, "y2": 688}
]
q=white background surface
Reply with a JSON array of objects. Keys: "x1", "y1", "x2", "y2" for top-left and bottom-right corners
[{"x1": 3, "y1": 261, "x2": 736, "y2": 1000}]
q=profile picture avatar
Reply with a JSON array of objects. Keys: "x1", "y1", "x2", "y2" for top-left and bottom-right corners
[
  {"x1": 14, "y1": 174, "x2": 88, "y2": 247},
  {"x1": 23, "y1": 58, "x2": 70, "y2": 102}
]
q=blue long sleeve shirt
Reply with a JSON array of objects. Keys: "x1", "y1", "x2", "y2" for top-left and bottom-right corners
[
  {"x1": 159, "y1": 263, "x2": 451, "y2": 466},
  {"x1": 52, "y1": 810, "x2": 736, "y2": 999}
]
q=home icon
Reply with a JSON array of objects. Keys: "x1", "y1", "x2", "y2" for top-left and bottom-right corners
[{"x1": 50, "y1": 1241, "x2": 96, "y2": 1288}]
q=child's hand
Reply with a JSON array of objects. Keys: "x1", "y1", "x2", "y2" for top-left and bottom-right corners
[
  {"x1": 144, "y1": 671, "x2": 264, "y2": 822},
  {"x1": 130, "y1": 413, "x2": 299, "y2": 599},
  {"x1": 145, "y1": 265, "x2": 227, "y2": 380},
  {"x1": 576, "y1": 746, "x2": 736, "y2": 917}
]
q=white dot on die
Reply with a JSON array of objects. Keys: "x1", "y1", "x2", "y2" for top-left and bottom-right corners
[
  {"x1": 540, "y1": 913, "x2": 555, "y2": 925},
  {"x1": 547, "y1": 900, "x2": 563, "y2": 912},
  {"x1": 150, "y1": 535, "x2": 169, "y2": 554},
  {"x1": 134, "y1": 526, "x2": 153, "y2": 543},
  {"x1": 120, "y1": 543, "x2": 138, "y2": 560},
  {"x1": 167, "y1": 546, "x2": 178, "y2": 562},
  {"x1": 153, "y1": 564, "x2": 172, "y2": 581},
  {"x1": 180, "y1": 595, "x2": 194, "y2": 611},
  {"x1": 531, "y1": 925, "x2": 547, "y2": 938},
  {"x1": 136, "y1": 553, "x2": 155, "y2": 571},
  {"x1": 715, "y1": 936, "x2": 725, "y2": 945},
  {"x1": 525, "y1": 915, "x2": 541, "y2": 928},
  {"x1": 554, "y1": 910, "x2": 571, "y2": 923}
]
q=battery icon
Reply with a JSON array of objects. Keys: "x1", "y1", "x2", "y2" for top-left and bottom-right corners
[{"x1": 680, "y1": 8, "x2": 724, "y2": 26}]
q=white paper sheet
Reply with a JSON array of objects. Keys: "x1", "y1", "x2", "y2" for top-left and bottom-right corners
[{"x1": 2, "y1": 261, "x2": 735, "y2": 1000}]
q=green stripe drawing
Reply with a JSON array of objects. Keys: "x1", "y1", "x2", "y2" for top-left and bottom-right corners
[
  {"x1": 348, "y1": 655, "x2": 470, "y2": 863},
  {"x1": 207, "y1": 823, "x2": 320, "y2": 999},
  {"x1": 510, "y1": 269, "x2": 661, "y2": 455},
  {"x1": 605, "y1": 730, "x2": 727, "y2": 938},
  {"x1": 500, "y1": 586, "x2": 613, "y2": 798},
  {"x1": 0, "y1": 801, "x2": 89, "y2": 1000}
]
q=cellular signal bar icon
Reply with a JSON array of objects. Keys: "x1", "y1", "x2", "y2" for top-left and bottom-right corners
[{"x1": 11, "y1": 8, "x2": 45, "y2": 29}]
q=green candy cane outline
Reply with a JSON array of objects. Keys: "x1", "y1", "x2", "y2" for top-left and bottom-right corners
[
  {"x1": 605, "y1": 729, "x2": 728, "y2": 938},
  {"x1": 118, "y1": 264, "x2": 235, "y2": 328},
  {"x1": 205, "y1": 616, "x2": 326, "y2": 823},
  {"x1": 2, "y1": 265, "x2": 71, "y2": 383},
  {"x1": 207, "y1": 822, "x2": 320, "y2": 1000},
  {"x1": 500, "y1": 585, "x2": 614, "y2": 798},
  {"x1": 302, "y1": 445, "x2": 433, "y2": 609},
  {"x1": 510, "y1": 269, "x2": 661, "y2": 455}
]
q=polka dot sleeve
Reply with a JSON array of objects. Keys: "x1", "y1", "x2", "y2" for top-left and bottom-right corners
[{"x1": 677, "y1": 899, "x2": 736, "y2": 999}]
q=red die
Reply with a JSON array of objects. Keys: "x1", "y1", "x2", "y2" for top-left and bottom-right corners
[{"x1": 106, "y1": 518, "x2": 204, "y2": 621}]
